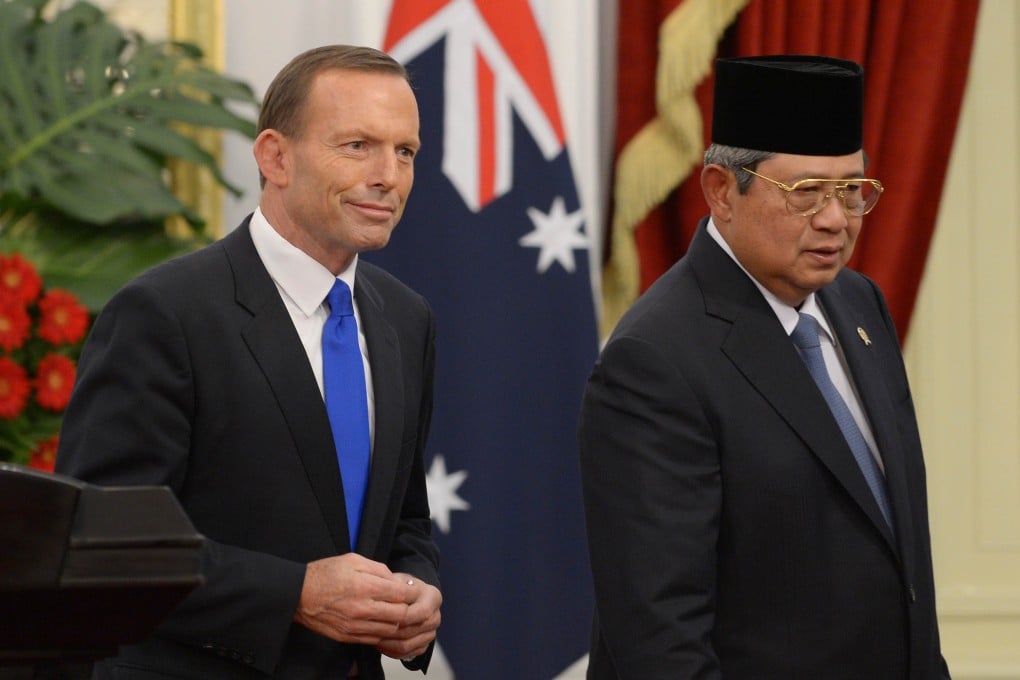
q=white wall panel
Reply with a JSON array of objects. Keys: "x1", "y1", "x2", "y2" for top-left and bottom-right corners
[{"x1": 904, "y1": 1, "x2": 1020, "y2": 676}]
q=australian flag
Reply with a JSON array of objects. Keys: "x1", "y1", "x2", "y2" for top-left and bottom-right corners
[{"x1": 367, "y1": 1, "x2": 599, "y2": 677}]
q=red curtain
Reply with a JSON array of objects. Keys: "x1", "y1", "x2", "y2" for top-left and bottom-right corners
[{"x1": 614, "y1": 0, "x2": 981, "y2": 341}]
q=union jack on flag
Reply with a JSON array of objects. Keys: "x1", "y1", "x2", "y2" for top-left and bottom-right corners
[{"x1": 369, "y1": 1, "x2": 599, "y2": 677}]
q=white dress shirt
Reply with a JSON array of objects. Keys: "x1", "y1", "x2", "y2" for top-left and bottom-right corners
[{"x1": 249, "y1": 207, "x2": 376, "y2": 450}]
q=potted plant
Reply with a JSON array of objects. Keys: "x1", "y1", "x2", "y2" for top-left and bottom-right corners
[{"x1": 0, "y1": 0, "x2": 258, "y2": 465}]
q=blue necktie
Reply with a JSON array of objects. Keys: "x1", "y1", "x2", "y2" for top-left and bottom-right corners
[
  {"x1": 791, "y1": 313, "x2": 895, "y2": 532},
  {"x1": 322, "y1": 279, "x2": 371, "y2": 549}
]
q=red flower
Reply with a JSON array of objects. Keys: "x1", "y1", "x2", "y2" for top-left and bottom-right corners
[
  {"x1": 0, "y1": 357, "x2": 31, "y2": 419},
  {"x1": 34, "y1": 353, "x2": 77, "y2": 412},
  {"x1": 0, "y1": 296, "x2": 32, "y2": 351},
  {"x1": 0, "y1": 253, "x2": 43, "y2": 305},
  {"x1": 27, "y1": 434, "x2": 59, "y2": 473},
  {"x1": 37, "y1": 289, "x2": 90, "y2": 345}
]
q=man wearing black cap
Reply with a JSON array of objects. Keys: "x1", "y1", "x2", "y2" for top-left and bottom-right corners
[{"x1": 578, "y1": 55, "x2": 949, "y2": 678}]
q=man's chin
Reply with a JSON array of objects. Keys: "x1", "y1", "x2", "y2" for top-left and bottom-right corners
[{"x1": 355, "y1": 225, "x2": 397, "y2": 252}]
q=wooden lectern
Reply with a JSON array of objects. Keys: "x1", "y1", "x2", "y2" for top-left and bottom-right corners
[{"x1": 0, "y1": 463, "x2": 203, "y2": 676}]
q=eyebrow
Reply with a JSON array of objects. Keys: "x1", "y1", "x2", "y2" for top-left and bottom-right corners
[{"x1": 788, "y1": 172, "x2": 868, "y2": 182}]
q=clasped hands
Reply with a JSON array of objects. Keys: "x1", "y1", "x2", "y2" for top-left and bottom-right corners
[{"x1": 295, "y1": 553, "x2": 442, "y2": 660}]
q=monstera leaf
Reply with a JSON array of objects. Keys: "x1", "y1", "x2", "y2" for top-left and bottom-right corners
[{"x1": 0, "y1": 0, "x2": 258, "y2": 308}]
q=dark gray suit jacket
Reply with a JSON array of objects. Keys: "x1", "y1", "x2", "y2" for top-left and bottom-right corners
[
  {"x1": 579, "y1": 219, "x2": 947, "y2": 679},
  {"x1": 56, "y1": 218, "x2": 439, "y2": 679}
]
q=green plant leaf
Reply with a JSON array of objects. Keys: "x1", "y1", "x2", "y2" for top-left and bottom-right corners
[
  {"x1": 0, "y1": 0, "x2": 259, "y2": 311},
  {"x1": 0, "y1": 0, "x2": 258, "y2": 226},
  {"x1": 1, "y1": 211, "x2": 205, "y2": 310},
  {"x1": 38, "y1": 146, "x2": 188, "y2": 223}
]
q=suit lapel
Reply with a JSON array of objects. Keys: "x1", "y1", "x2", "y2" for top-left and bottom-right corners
[
  {"x1": 819, "y1": 283, "x2": 914, "y2": 563},
  {"x1": 222, "y1": 222, "x2": 350, "y2": 552},
  {"x1": 689, "y1": 226, "x2": 897, "y2": 551},
  {"x1": 352, "y1": 269, "x2": 403, "y2": 559}
]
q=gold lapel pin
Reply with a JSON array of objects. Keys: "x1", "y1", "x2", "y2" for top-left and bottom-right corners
[{"x1": 857, "y1": 327, "x2": 872, "y2": 346}]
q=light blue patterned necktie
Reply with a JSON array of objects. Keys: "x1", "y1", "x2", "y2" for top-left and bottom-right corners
[
  {"x1": 791, "y1": 312, "x2": 895, "y2": 532},
  {"x1": 322, "y1": 279, "x2": 371, "y2": 549}
]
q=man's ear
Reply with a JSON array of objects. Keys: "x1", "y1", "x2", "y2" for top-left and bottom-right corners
[
  {"x1": 253, "y1": 129, "x2": 289, "y2": 188},
  {"x1": 701, "y1": 164, "x2": 735, "y2": 223}
]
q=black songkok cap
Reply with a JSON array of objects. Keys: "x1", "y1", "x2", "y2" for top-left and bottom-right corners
[{"x1": 711, "y1": 55, "x2": 864, "y2": 156}]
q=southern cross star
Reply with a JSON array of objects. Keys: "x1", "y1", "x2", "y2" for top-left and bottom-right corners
[
  {"x1": 519, "y1": 196, "x2": 588, "y2": 274},
  {"x1": 425, "y1": 454, "x2": 470, "y2": 534}
]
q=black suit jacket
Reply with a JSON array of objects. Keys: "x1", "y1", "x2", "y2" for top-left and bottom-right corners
[
  {"x1": 55, "y1": 218, "x2": 439, "y2": 679},
  {"x1": 579, "y1": 220, "x2": 947, "y2": 679}
]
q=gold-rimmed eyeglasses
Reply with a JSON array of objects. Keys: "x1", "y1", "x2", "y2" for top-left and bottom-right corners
[{"x1": 740, "y1": 167, "x2": 884, "y2": 217}]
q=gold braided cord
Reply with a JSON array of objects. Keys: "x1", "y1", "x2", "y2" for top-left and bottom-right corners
[
  {"x1": 601, "y1": 0, "x2": 749, "y2": 337},
  {"x1": 167, "y1": 0, "x2": 226, "y2": 238}
]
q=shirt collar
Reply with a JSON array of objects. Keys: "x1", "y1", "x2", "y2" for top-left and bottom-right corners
[
  {"x1": 249, "y1": 207, "x2": 358, "y2": 315},
  {"x1": 707, "y1": 216, "x2": 837, "y2": 347}
]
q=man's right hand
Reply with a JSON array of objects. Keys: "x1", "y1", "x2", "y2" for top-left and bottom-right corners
[{"x1": 293, "y1": 553, "x2": 411, "y2": 644}]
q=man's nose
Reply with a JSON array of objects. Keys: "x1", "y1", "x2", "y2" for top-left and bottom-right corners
[
  {"x1": 812, "y1": 191, "x2": 850, "y2": 229},
  {"x1": 368, "y1": 149, "x2": 400, "y2": 188}
]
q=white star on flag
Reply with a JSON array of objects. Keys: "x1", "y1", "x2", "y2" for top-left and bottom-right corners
[
  {"x1": 425, "y1": 454, "x2": 470, "y2": 534},
  {"x1": 519, "y1": 196, "x2": 588, "y2": 274}
]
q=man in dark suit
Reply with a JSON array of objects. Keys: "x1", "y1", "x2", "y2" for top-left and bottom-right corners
[
  {"x1": 579, "y1": 55, "x2": 949, "y2": 678},
  {"x1": 55, "y1": 45, "x2": 441, "y2": 679}
]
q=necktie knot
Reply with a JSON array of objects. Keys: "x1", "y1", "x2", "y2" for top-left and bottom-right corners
[
  {"x1": 791, "y1": 312, "x2": 821, "y2": 351},
  {"x1": 327, "y1": 279, "x2": 354, "y2": 319}
]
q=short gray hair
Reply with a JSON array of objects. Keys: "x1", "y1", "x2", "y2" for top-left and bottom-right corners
[{"x1": 704, "y1": 143, "x2": 774, "y2": 194}]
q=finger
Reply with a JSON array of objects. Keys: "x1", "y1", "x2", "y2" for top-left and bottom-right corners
[
  {"x1": 315, "y1": 604, "x2": 405, "y2": 639},
  {"x1": 401, "y1": 599, "x2": 441, "y2": 628},
  {"x1": 349, "y1": 554, "x2": 396, "y2": 579},
  {"x1": 393, "y1": 575, "x2": 443, "y2": 611},
  {"x1": 375, "y1": 631, "x2": 436, "y2": 659},
  {"x1": 340, "y1": 598, "x2": 412, "y2": 627},
  {"x1": 389, "y1": 597, "x2": 439, "y2": 640},
  {"x1": 390, "y1": 573, "x2": 422, "y2": 604},
  {"x1": 401, "y1": 583, "x2": 442, "y2": 620},
  {"x1": 367, "y1": 579, "x2": 413, "y2": 605},
  {"x1": 390, "y1": 609, "x2": 440, "y2": 642},
  {"x1": 350, "y1": 571, "x2": 415, "y2": 605}
]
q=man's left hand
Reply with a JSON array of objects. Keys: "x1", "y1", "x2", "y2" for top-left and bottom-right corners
[{"x1": 374, "y1": 573, "x2": 442, "y2": 661}]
